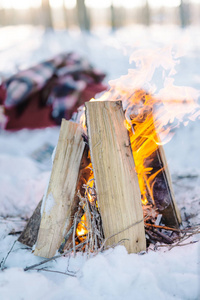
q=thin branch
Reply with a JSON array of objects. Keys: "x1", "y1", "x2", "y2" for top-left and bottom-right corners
[
  {"x1": 24, "y1": 241, "x2": 87, "y2": 272},
  {"x1": 0, "y1": 239, "x2": 17, "y2": 270},
  {"x1": 145, "y1": 223, "x2": 180, "y2": 232},
  {"x1": 32, "y1": 268, "x2": 77, "y2": 277},
  {"x1": 58, "y1": 224, "x2": 75, "y2": 254},
  {"x1": 145, "y1": 223, "x2": 200, "y2": 233},
  {"x1": 156, "y1": 229, "x2": 200, "y2": 250}
]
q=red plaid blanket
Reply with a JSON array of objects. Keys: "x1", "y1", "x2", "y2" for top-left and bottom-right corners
[{"x1": 0, "y1": 52, "x2": 107, "y2": 129}]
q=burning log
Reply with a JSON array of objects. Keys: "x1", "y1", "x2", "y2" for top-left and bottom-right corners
[
  {"x1": 34, "y1": 120, "x2": 86, "y2": 258},
  {"x1": 126, "y1": 90, "x2": 181, "y2": 228},
  {"x1": 85, "y1": 100, "x2": 146, "y2": 253},
  {"x1": 144, "y1": 146, "x2": 181, "y2": 228}
]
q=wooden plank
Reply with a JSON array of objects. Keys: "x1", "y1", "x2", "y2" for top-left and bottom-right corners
[
  {"x1": 85, "y1": 100, "x2": 146, "y2": 254},
  {"x1": 34, "y1": 119, "x2": 85, "y2": 258},
  {"x1": 18, "y1": 200, "x2": 42, "y2": 247}
]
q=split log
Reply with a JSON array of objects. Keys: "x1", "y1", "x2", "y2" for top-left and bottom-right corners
[
  {"x1": 129, "y1": 98, "x2": 181, "y2": 229},
  {"x1": 18, "y1": 145, "x2": 91, "y2": 251},
  {"x1": 34, "y1": 119, "x2": 85, "y2": 258},
  {"x1": 60, "y1": 144, "x2": 92, "y2": 252},
  {"x1": 137, "y1": 130, "x2": 181, "y2": 228},
  {"x1": 85, "y1": 100, "x2": 146, "y2": 254},
  {"x1": 145, "y1": 146, "x2": 182, "y2": 228},
  {"x1": 18, "y1": 200, "x2": 42, "y2": 247}
]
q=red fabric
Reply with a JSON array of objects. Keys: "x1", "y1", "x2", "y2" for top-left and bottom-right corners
[
  {"x1": 5, "y1": 82, "x2": 107, "y2": 130},
  {"x1": 2, "y1": 53, "x2": 107, "y2": 130},
  {"x1": 5, "y1": 95, "x2": 55, "y2": 130}
]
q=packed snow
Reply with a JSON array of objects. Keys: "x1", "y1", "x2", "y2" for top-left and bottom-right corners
[{"x1": 0, "y1": 25, "x2": 200, "y2": 300}]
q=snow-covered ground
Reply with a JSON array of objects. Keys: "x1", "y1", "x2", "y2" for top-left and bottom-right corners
[{"x1": 0, "y1": 25, "x2": 200, "y2": 300}]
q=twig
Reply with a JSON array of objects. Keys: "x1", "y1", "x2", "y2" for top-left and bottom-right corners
[
  {"x1": 168, "y1": 230, "x2": 199, "y2": 250},
  {"x1": 174, "y1": 174, "x2": 198, "y2": 180},
  {"x1": 156, "y1": 229, "x2": 200, "y2": 250},
  {"x1": 72, "y1": 206, "x2": 82, "y2": 258},
  {"x1": 145, "y1": 230, "x2": 161, "y2": 244},
  {"x1": 32, "y1": 268, "x2": 77, "y2": 277},
  {"x1": 24, "y1": 241, "x2": 87, "y2": 272},
  {"x1": 151, "y1": 228, "x2": 173, "y2": 244},
  {"x1": 145, "y1": 223, "x2": 200, "y2": 233},
  {"x1": 0, "y1": 239, "x2": 17, "y2": 270},
  {"x1": 58, "y1": 224, "x2": 74, "y2": 254},
  {"x1": 8, "y1": 231, "x2": 22, "y2": 236},
  {"x1": 145, "y1": 223, "x2": 180, "y2": 232}
]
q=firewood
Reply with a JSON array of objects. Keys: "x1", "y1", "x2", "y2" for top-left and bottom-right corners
[
  {"x1": 34, "y1": 120, "x2": 85, "y2": 258},
  {"x1": 85, "y1": 100, "x2": 146, "y2": 254},
  {"x1": 129, "y1": 100, "x2": 181, "y2": 229},
  {"x1": 18, "y1": 200, "x2": 42, "y2": 247},
  {"x1": 143, "y1": 146, "x2": 181, "y2": 228},
  {"x1": 59, "y1": 144, "x2": 91, "y2": 252}
]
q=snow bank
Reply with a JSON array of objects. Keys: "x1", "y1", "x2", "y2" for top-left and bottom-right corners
[{"x1": 0, "y1": 242, "x2": 199, "y2": 300}]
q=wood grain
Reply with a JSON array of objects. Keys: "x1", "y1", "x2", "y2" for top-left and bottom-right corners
[
  {"x1": 86, "y1": 101, "x2": 146, "y2": 253},
  {"x1": 34, "y1": 119, "x2": 85, "y2": 258}
]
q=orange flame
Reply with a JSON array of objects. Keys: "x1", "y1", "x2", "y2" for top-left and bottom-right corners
[
  {"x1": 76, "y1": 152, "x2": 95, "y2": 240},
  {"x1": 76, "y1": 46, "x2": 200, "y2": 236},
  {"x1": 88, "y1": 47, "x2": 200, "y2": 205},
  {"x1": 123, "y1": 90, "x2": 165, "y2": 204}
]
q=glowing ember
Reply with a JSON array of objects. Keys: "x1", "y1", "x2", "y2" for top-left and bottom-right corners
[{"x1": 76, "y1": 213, "x2": 88, "y2": 238}]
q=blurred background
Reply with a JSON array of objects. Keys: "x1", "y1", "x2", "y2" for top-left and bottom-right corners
[
  {"x1": 1, "y1": 0, "x2": 200, "y2": 80},
  {"x1": 1, "y1": 0, "x2": 200, "y2": 125},
  {"x1": 0, "y1": 0, "x2": 199, "y2": 30}
]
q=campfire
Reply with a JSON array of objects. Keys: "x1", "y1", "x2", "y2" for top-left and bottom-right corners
[
  {"x1": 18, "y1": 48, "x2": 200, "y2": 259},
  {"x1": 18, "y1": 93, "x2": 183, "y2": 258}
]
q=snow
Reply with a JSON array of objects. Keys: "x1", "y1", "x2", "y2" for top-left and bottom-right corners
[
  {"x1": 0, "y1": 242, "x2": 199, "y2": 300},
  {"x1": 0, "y1": 25, "x2": 200, "y2": 299}
]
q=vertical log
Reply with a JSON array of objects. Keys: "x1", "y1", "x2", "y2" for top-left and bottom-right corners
[
  {"x1": 34, "y1": 120, "x2": 85, "y2": 258},
  {"x1": 86, "y1": 101, "x2": 146, "y2": 254}
]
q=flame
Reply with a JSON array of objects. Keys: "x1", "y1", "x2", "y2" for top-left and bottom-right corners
[
  {"x1": 75, "y1": 45, "x2": 200, "y2": 242},
  {"x1": 76, "y1": 213, "x2": 88, "y2": 237},
  {"x1": 76, "y1": 152, "x2": 95, "y2": 240},
  {"x1": 123, "y1": 90, "x2": 165, "y2": 204},
  {"x1": 87, "y1": 46, "x2": 200, "y2": 206}
]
